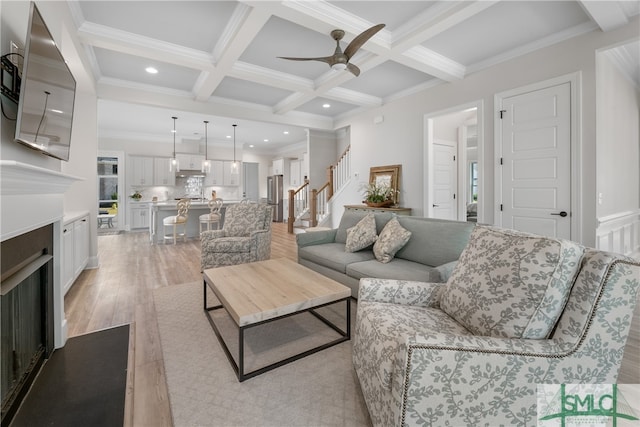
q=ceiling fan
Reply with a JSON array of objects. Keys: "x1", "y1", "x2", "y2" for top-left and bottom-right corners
[{"x1": 278, "y1": 24, "x2": 385, "y2": 77}]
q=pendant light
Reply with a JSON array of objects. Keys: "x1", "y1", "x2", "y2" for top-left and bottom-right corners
[
  {"x1": 169, "y1": 116, "x2": 180, "y2": 172},
  {"x1": 201, "y1": 120, "x2": 211, "y2": 174},
  {"x1": 231, "y1": 124, "x2": 239, "y2": 175}
]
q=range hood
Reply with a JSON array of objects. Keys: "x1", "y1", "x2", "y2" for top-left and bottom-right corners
[{"x1": 175, "y1": 170, "x2": 205, "y2": 178}]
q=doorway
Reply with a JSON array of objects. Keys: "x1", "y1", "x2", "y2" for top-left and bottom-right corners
[
  {"x1": 495, "y1": 73, "x2": 580, "y2": 240},
  {"x1": 97, "y1": 151, "x2": 125, "y2": 233},
  {"x1": 424, "y1": 101, "x2": 483, "y2": 222},
  {"x1": 243, "y1": 162, "x2": 259, "y2": 201}
]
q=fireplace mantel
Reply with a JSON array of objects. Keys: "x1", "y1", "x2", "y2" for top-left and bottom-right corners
[
  {"x1": 1, "y1": 160, "x2": 83, "y2": 350},
  {"x1": 1, "y1": 161, "x2": 82, "y2": 242}
]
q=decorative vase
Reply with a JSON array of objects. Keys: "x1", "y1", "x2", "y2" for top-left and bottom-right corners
[{"x1": 365, "y1": 200, "x2": 393, "y2": 208}]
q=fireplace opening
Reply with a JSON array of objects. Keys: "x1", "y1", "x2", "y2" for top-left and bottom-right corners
[{"x1": 1, "y1": 225, "x2": 54, "y2": 427}]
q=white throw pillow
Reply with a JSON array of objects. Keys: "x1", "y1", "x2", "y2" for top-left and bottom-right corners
[
  {"x1": 345, "y1": 213, "x2": 378, "y2": 252},
  {"x1": 373, "y1": 217, "x2": 411, "y2": 263}
]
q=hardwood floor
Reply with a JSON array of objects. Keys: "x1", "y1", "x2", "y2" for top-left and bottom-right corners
[
  {"x1": 65, "y1": 223, "x2": 297, "y2": 426},
  {"x1": 65, "y1": 224, "x2": 639, "y2": 426}
]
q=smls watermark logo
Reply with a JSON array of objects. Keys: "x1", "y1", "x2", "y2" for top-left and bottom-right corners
[{"x1": 538, "y1": 384, "x2": 639, "y2": 426}]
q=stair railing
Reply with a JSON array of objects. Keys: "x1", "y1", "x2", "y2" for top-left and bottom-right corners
[
  {"x1": 287, "y1": 180, "x2": 309, "y2": 233},
  {"x1": 288, "y1": 145, "x2": 351, "y2": 233}
]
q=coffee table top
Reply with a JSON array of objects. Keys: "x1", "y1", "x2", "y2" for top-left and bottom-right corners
[{"x1": 203, "y1": 258, "x2": 350, "y2": 327}]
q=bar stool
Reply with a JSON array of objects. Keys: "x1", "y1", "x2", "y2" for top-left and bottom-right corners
[
  {"x1": 163, "y1": 199, "x2": 190, "y2": 244},
  {"x1": 199, "y1": 198, "x2": 223, "y2": 236}
]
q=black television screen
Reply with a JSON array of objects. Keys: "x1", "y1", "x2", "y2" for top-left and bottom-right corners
[{"x1": 15, "y1": 2, "x2": 76, "y2": 161}]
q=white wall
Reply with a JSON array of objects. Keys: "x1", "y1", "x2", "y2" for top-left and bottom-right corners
[
  {"x1": 335, "y1": 16, "x2": 640, "y2": 247},
  {"x1": 595, "y1": 44, "x2": 640, "y2": 255}
]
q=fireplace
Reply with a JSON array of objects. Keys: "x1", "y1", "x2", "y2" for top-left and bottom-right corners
[
  {"x1": 1, "y1": 225, "x2": 55, "y2": 425},
  {"x1": 0, "y1": 161, "x2": 82, "y2": 427}
]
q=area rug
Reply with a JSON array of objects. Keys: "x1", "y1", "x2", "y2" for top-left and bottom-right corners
[
  {"x1": 154, "y1": 281, "x2": 371, "y2": 427},
  {"x1": 10, "y1": 324, "x2": 129, "y2": 427}
]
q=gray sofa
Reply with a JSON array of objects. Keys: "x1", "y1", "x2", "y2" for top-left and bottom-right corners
[{"x1": 296, "y1": 210, "x2": 475, "y2": 297}]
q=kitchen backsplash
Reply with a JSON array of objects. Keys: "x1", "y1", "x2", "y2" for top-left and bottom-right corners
[{"x1": 130, "y1": 183, "x2": 241, "y2": 201}]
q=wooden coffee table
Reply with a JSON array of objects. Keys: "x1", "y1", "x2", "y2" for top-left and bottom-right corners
[{"x1": 203, "y1": 258, "x2": 351, "y2": 381}]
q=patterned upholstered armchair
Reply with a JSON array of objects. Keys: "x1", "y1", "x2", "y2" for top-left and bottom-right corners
[
  {"x1": 353, "y1": 225, "x2": 640, "y2": 426},
  {"x1": 200, "y1": 203, "x2": 273, "y2": 270}
]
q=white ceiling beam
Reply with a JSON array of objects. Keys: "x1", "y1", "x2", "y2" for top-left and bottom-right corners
[
  {"x1": 193, "y1": 4, "x2": 271, "y2": 101},
  {"x1": 230, "y1": 61, "x2": 314, "y2": 94},
  {"x1": 77, "y1": 22, "x2": 213, "y2": 71},
  {"x1": 578, "y1": 1, "x2": 630, "y2": 31}
]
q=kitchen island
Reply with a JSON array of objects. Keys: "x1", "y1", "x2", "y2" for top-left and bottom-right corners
[{"x1": 148, "y1": 200, "x2": 242, "y2": 244}]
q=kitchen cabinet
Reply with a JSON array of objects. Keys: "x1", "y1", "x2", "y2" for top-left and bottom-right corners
[
  {"x1": 272, "y1": 158, "x2": 286, "y2": 175},
  {"x1": 290, "y1": 160, "x2": 302, "y2": 187},
  {"x1": 205, "y1": 160, "x2": 224, "y2": 186},
  {"x1": 154, "y1": 158, "x2": 175, "y2": 186},
  {"x1": 223, "y1": 161, "x2": 240, "y2": 186},
  {"x1": 130, "y1": 156, "x2": 153, "y2": 186},
  {"x1": 130, "y1": 203, "x2": 150, "y2": 229},
  {"x1": 176, "y1": 154, "x2": 205, "y2": 170},
  {"x1": 62, "y1": 213, "x2": 89, "y2": 294}
]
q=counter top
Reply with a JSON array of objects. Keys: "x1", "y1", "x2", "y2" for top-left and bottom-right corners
[{"x1": 149, "y1": 199, "x2": 243, "y2": 207}]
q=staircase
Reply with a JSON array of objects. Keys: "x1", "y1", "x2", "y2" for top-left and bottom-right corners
[{"x1": 288, "y1": 146, "x2": 351, "y2": 234}]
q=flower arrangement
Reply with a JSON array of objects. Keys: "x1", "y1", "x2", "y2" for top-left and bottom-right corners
[
  {"x1": 362, "y1": 182, "x2": 395, "y2": 206},
  {"x1": 130, "y1": 191, "x2": 142, "y2": 200}
]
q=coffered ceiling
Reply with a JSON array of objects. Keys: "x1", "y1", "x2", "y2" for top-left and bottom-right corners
[{"x1": 67, "y1": 0, "x2": 639, "y2": 152}]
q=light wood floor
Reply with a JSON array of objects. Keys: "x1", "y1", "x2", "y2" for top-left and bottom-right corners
[
  {"x1": 65, "y1": 224, "x2": 639, "y2": 426},
  {"x1": 65, "y1": 222, "x2": 297, "y2": 426}
]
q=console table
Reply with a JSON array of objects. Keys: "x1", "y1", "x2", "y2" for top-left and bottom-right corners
[{"x1": 344, "y1": 205, "x2": 412, "y2": 215}]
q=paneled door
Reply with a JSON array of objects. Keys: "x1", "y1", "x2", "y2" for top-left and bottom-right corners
[
  {"x1": 431, "y1": 142, "x2": 457, "y2": 220},
  {"x1": 498, "y1": 82, "x2": 571, "y2": 239}
]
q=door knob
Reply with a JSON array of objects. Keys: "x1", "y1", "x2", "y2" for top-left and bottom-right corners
[{"x1": 551, "y1": 211, "x2": 568, "y2": 217}]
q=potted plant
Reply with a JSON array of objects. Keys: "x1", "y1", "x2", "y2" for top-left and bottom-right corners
[{"x1": 362, "y1": 182, "x2": 395, "y2": 207}]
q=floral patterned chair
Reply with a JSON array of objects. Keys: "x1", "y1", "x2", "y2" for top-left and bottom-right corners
[
  {"x1": 353, "y1": 225, "x2": 640, "y2": 426},
  {"x1": 200, "y1": 203, "x2": 273, "y2": 270}
]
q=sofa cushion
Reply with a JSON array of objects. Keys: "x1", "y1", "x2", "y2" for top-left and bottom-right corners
[
  {"x1": 298, "y1": 243, "x2": 375, "y2": 273},
  {"x1": 347, "y1": 259, "x2": 443, "y2": 283},
  {"x1": 345, "y1": 213, "x2": 378, "y2": 252},
  {"x1": 373, "y1": 217, "x2": 411, "y2": 263},
  {"x1": 355, "y1": 301, "x2": 472, "y2": 391},
  {"x1": 335, "y1": 210, "x2": 393, "y2": 244},
  {"x1": 395, "y1": 217, "x2": 475, "y2": 266},
  {"x1": 440, "y1": 225, "x2": 585, "y2": 339}
]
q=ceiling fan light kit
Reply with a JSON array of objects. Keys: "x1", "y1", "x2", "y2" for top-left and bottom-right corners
[{"x1": 278, "y1": 24, "x2": 385, "y2": 77}]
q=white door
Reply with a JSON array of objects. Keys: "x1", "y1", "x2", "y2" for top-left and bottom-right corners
[
  {"x1": 499, "y1": 82, "x2": 571, "y2": 238},
  {"x1": 432, "y1": 142, "x2": 457, "y2": 220}
]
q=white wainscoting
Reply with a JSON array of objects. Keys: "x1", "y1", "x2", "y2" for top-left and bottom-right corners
[{"x1": 596, "y1": 210, "x2": 640, "y2": 256}]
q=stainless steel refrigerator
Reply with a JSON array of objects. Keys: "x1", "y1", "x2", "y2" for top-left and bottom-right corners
[{"x1": 267, "y1": 175, "x2": 284, "y2": 222}]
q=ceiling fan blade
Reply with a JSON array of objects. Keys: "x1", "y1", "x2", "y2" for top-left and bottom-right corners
[
  {"x1": 344, "y1": 24, "x2": 385, "y2": 59},
  {"x1": 347, "y1": 63, "x2": 360, "y2": 77},
  {"x1": 277, "y1": 56, "x2": 334, "y2": 65}
]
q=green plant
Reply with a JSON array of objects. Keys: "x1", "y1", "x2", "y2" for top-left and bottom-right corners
[
  {"x1": 130, "y1": 191, "x2": 142, "y2": 200},
  {"x1": 362, "y1": 182, "x2": 394, "y2": 203},
  {"x1": 111, "y1": 192, "x2": 118, "y2": 200}
]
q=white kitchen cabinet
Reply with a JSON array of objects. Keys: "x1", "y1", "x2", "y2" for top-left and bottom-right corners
[
  {"x1": 154, "y1": 158, "x2": 175, "y2": 186},
  {"x1": 62, "y1": 213, "x2": 90, "y2": 294},
  {"x1": 130, "y1": 203, "x2": 150, "y2": 229},
  {"x1": 272, "y1": 158, "x2": 284, "y2": 175},
  {"x1": 290, "y1": 160, "x2": 302, "y2": 187},
  {"x1": 223, "y1": 161, "x2": 240, "y2": 186},
  {"x1": 205, "y1": 160, "x2": 224, "y2": 185},
  {"x1": 175, "y1": 154, "x2": 205, "y2": 170},
  {"x1": 130, "y1": 156, "x2": 153, "y2": 186}
]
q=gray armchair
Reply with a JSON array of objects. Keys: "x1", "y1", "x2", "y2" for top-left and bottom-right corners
[
  {"x1": 353, "y1": 225, "x2": 640, "y2": 426},
  {"x1": 200, "y1": 203, "x2": 273, "y2": 270}
]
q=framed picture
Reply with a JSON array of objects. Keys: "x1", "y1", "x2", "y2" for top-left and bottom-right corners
[{"x1": 369, "y1": 164, "x2": 401, "y2": 205}]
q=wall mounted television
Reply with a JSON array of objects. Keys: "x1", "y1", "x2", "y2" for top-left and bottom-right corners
[{"x1": 15, "y1": 2, "x2": 76, "y2": 161}]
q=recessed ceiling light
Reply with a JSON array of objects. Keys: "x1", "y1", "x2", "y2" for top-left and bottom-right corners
[
  {"x1": 264, "y1": 139, "x2": 269, "y2": 142},
  {"x1": 226, "y1": 135, "x2": 231, "y2": 139},
  {"x1": 283, "y1": 131, "x2": 289, "y2": 135},
  {"x1": 323, "y1": 103, "x2": 331, "y2": 108},
  {"x1": 145, "y1": 66, "x2": 158, "y2": 74},
  {"x1": 249, "y1": 144, "x2": 254, "y2": 148},
  {"x1": 50, "y1": 109, "x2": 63, "y2": 114}
]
